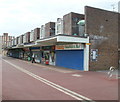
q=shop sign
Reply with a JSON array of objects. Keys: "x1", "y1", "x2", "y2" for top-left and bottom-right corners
[
  {"x1": 31, "y1": 49, "x2": 40, "y2": 51},
  {"x1": 55, "y1": 44, "x2": 84, "y2": 50},
  {"x1": 23, "y1": 48, "x2": 29, "y2": 51},
  {"x1": 42, "y1": 46, "x2": 55, "y2": 50},
  {"x1": 30, "y1": 47, "x2": 41, "y2": 51},
  {"x1": 30, "y1": 47, "x2": 40, "y2": 50}
]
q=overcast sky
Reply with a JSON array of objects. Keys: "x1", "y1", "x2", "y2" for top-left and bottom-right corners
[{"x1": 0, "y1": 0, "x2": 119, "y2": 37}]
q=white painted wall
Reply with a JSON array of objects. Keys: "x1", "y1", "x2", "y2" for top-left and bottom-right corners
[
  {"x1": 55, "y1": 18, "x2": 63, "y2": 35},
  {"x1": 84, "y1": 43, "x2": 89, "y2": 71},
  {"x1": 40, "y1": 25, "x2": 45, "y2": 39},
  {"x1": 12, "y1": 39, "x2": 15, "y2": 46},
  {"x1": 57, "y1": 35, "x2": 89, "y2": 43},
  {"x1": 30, "y1": 30, "x2": 34, "y2": 42},
  {"x1": 18, "y1": 37, "x2": 21, "y2": 44},
  {"x1": 10, "y1": 41, "x2": 12, "y2": 47},
  {"x1": 23, "y1": 34, "x2": 26, "y2": 43}
]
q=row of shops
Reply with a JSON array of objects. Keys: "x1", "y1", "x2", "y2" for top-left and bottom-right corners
[
  {"x1": 7, "y1": 35, "x2": 89, "y2": 71},
  {"x1": 8, "y1": 46, "x2": 55, "y2": 64},
  {"x1": 8, "y1": 44, "x2": 85, "y2": 70}
]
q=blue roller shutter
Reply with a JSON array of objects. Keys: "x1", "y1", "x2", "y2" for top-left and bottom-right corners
[{"x1": 56, "y1": 50, "x2": 84, "y2": 70}]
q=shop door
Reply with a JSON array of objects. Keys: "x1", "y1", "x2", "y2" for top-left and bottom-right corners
[
  {"x1": 33, "y1": 51, "x2": 41, "y2": 63},
  {"x1": 56, "y1": 50, "x2": 84, "y2": 70}
]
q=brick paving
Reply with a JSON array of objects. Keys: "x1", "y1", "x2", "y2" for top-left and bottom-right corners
[{"x1": 2, "y1": 56, "x2": 119, "y2": 101}]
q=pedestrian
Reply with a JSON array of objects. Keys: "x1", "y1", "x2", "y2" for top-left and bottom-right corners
[{"x1": 32, "y1": 53, "x2": 35, "y2": 63}]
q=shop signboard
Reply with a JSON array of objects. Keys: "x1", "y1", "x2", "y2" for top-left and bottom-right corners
[
  {"x1": 42, "y1": 46, "x2": 55, "y2": 50},
  {"x1": 55, "y1": 44, "x2": 84, "y2": 50},
  {"x1": 23, "y1": 48, "x2": 30, "y2": 51},
  {"x1": 30, "y1": 47, "x2": 40, "y2": 50}
]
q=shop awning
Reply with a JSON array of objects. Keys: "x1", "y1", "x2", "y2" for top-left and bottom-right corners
[
  {"x1": 35, "y1": 35, "x2": 89, "y2": 46},
  {"x1": 10, "y1": 35, "x2": 89, "y2": 49},
  {"x1": 11, "y1": 44, "x2": 24, "y2": 49},
  {"x1": 24, "y1": 43, "x2": 36, "y2": 48}
]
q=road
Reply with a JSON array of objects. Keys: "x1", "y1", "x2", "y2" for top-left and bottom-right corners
[
  {"x1": 0, "y1": 55, "x2": 2, "y2": 102},
  {"x1": 1, "y1": 56, "x2": 119, "y2": 101}
]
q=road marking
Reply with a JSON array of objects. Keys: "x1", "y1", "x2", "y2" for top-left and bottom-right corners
[
  {"x1": 3, "y1": 59, "x2": 95, "y2": 102},
  {"x1": 72, "y1": 74, "x2": 82, "y2": 77}
]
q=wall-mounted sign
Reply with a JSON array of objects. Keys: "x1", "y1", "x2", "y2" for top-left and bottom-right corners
[
  {"x1": 90, "y1": 49, "x2": 98, "y2": 61},
  {"x1": 55, "y1": 44, "x2": 84, "y2": 50}
]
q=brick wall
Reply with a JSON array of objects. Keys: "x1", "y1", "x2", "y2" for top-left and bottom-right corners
[
  {"x1": 26, "y1": 32, "x2": 30, "y2": 43},
  {"x1": 45, "y1": 22, "x2": 55, "y2": 38},
  {"x1": 1, "y1": 33, "x2": 14, "y2": 48},
  {"x1": 63, "y1": 12, "x2": 84, "y2": 36},
  {"x1": 85, "y1": 6, "x2": 119, "y2": 70},
  {"x1": 34, "y1": 28, "x2": 40, "y2": 41},
  {"x1": 20, "y1": 35, "x2": 23, "y2": 44}
]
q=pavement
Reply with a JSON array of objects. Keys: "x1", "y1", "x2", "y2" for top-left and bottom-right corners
[
  {"x1": 0, "y1": 54, "x2": 2, "y2": 102},
  {"x1": 1, "y1": 56, "x2": 119, "y2": 101},
  {"x1": 96, "y1": 70, "x2": 119, "y2": 78}
]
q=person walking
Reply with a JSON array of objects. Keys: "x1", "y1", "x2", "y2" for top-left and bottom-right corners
[{"x1": 32, "y1": 53, "x2": 35, "y2": 63}]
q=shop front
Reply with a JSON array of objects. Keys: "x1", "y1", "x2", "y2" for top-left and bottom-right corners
[
  {"x1": 30, "y1": 47, "x2": 41, "y2": 63},
  {"x1": 23, "y1": 48, "x2": 31, "y2": 61},
  {"x1": 35, "y1": 35, "x2": 89, "y2": 71},
  {"x1": 55, "y1": 44, "x2": 84, "y2": 70},
  {"x1": 8, "y1": 48, "x2": 24, "y2": 59},
  {"x1": 19, "y1": 49, "x2": 24, "y2": 59},
  {"x1": 41, "y1": 46, "x2": 55, "y2": 65}
]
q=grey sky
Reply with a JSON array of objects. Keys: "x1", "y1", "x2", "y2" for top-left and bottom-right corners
[{"x1": 0, "y1": 0, "x2": 119, "y2": 37}]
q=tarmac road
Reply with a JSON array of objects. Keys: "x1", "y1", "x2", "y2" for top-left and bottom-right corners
[{"x1": 1, "y1": 56, "x2": 119, "y2": 101}]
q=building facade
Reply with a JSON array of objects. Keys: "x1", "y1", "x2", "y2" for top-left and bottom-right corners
[
  {"x1": 63, "y1": 12, "x2": 84, "y2": 36},
  {"x1": 55, "y1": 18, "x2": 63, "y2": 35},
  {"x1": 34, "y1": 28, "x2": 40, "y2": 41},
  {"x1": 1, "y1": 33, "x2": 14, "y2": 55},
  {"x1": 45, "y1": 22, "x2": 55, "y2": 37},
  {"x1": 30, "y1": 30, "x2": 34, "y2": 42},
  {"x1": 40, "y1": 25, "x2": 45, "y2": 39},
  {"x1": 6, "y1": 6, "x2": 119, "y2": 71},
  {"x1": 85, "y1": 6, "x2": 119, "y2": 70}
]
